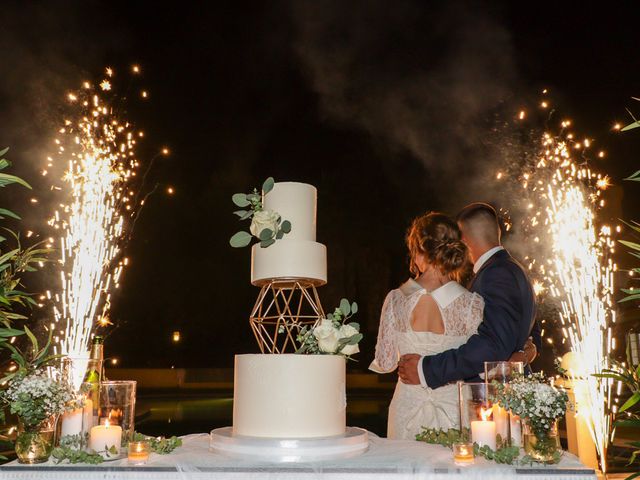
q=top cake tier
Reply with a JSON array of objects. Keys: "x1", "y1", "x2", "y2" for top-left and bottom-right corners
[{"x1": 264, "y1": 182, "x2": 317, "y2": 241}]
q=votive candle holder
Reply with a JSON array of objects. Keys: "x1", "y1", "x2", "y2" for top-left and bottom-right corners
[
  {"x1": 128, "y1": 441, "x2": 150, "y2": 465},
  {"x1": 453, "y1": 442, "x2": 474, "y2": 465}
]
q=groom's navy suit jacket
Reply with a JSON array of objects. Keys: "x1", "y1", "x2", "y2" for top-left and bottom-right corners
[{"x1": 421, "y1": 249, "x2": 540, "y2": 389}]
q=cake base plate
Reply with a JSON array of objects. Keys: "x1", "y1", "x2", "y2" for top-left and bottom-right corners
[{"x1": 210, "y1": 427, "x2": 369, "y2": 462}]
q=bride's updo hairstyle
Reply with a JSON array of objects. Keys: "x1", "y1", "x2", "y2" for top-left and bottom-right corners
[{"x1": 406, "y1": 212, "x2": 469, "y2": 280}]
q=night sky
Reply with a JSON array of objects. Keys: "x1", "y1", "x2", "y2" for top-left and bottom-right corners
[{"x1": 0, "y1": 1, "x2": 639, "y2": 369}]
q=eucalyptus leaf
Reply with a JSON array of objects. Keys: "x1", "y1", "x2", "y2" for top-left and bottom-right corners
[
  {"x1": 229, "y1": 231, "x2": 252, "y2": 248},
  {"x1": 262, "y1": 177, "x2": 275, "y2": 194},
  {"x1": 339, "y1": 298, "x2": 351, "y2": 317},
  {"x1": 232, "y1": 193, "x2": 250, "y2": 207},
  {"x1": 0, "y1": 147, "x2": 8, "y2": 157},
  {"x1": 347, "y1": 333, "x2": 363, "y2": 345},
  {"x1": 260, "y1": 238, "x2": 275, "y2": 248},
  {"x1": 259, "y1": 228, "x2": 274, "y2": 241},
  {"x1": 275, "y1": 230, "x2": 284, "y2": 240},
  {"x1": 246, "y1": 193, "x2": 261, "y2": 203},
  {"x1": 281, "y1": 220, "x2": 291, "y2": 234},
  {"x1": 347, "y1": 322, "x2": 360, "y2": 331},
  {"x1": 351, "y1": 302, "x2": 358, "y2": 314},
  {"x1": 233, "y1": 210, "x2": 248, "y2": 218}
]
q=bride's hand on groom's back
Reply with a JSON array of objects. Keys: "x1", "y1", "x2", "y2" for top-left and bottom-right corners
[{"x1": 398, "y1": 354, "x2": 421, "y2": 385}]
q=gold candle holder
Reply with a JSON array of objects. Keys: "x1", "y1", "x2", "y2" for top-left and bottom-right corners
[
  {"x1": 453, "y1": 442, "x2": 474, "y2": 466},
  {"x1": 128, "y1": 441, "x2": 150, "y2": 465}
]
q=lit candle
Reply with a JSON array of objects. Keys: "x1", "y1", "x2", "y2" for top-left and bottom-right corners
[
  {"x1": 89, "y1": 420, "x2": 122, "y2": 457},
  {"x1": 128, "y1": 441, "x2": 150, "y2": 465},
  {"x1": 471, "y1": 407, "x2": 496, "y2": 450},
  {"x1": 492, "y1": 404, "x2": 509, "y2": 442},
  {"x1": 452, "y1": 442, "x2": 474, "y2": 465}
]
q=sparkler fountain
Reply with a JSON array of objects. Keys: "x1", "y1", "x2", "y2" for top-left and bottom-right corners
[
  {"x1": 499, "y1": 105, "x2": 617, "y2": 471},
  {"x1": 46, "y1": 67, "x2": 144, "y2": 389}
]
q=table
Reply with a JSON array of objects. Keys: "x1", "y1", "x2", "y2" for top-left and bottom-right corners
[{"x1": 0, "y1": 432, "x2": 597, "y2": 479}]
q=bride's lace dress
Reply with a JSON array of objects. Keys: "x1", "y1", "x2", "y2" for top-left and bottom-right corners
[{"x1": 369, "y1": 279, "x2": 484, "y2": 440}]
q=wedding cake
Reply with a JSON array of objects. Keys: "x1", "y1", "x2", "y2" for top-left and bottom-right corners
[
  {"x1": 213, "y1": 180, "x2": 366, "y2": 461},
  {"x1": 251, "y1": 182, "x2": 327, "y2": 286},
  {"x1": 237, "y1": 182, "x2": 344, "y2": 438}
]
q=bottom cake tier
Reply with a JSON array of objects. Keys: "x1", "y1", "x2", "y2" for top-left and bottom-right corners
[{"x1": 233, "y1": 354, "x2": 346, "y2": 438}]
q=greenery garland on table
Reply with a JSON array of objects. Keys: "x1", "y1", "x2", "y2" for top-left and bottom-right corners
[
  {"x1": 51, "y1": 432, "x2": 183, "y2": 464},
  {"x1": 416, "y1": 427, "x2": 521, "y2": 465}
]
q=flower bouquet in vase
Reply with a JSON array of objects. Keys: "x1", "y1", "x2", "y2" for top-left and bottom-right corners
[{"x1": 493, "y1": 373, "x2": 568, "y2": 464}]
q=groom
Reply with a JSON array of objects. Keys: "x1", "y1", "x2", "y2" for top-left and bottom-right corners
[{"x1": 398, "y1": 203, "x2": 540, "y2": 388}]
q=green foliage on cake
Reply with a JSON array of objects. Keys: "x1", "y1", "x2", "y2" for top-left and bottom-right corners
[{"x1": 229, "y1": 177, "x2": 292, "y2": 248}]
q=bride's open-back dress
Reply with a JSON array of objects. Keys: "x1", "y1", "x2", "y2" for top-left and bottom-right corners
[{"x1": 369, "y1": 279, "x2": 484, "y2": 440}]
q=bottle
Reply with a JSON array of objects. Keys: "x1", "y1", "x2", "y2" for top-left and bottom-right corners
[{"x1": 83, "y1": 336, "x2": 104, "y2": 425}]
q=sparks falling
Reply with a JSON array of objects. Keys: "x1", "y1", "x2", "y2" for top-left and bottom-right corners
[
  {"x1": 507, "y1": 120, "x2": 616, "y2": 469},
  {"x1": 47, "y1": 67, "x2": 145, "y2": 380}
]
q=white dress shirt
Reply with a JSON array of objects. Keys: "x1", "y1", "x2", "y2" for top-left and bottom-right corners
[{"x1": 417, "y1": 245, "x2": 504, "y2": 388}]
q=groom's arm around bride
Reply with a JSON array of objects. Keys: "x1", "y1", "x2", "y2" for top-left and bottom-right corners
[{"x1": 398, "y1": 203, "x2": 540, "y2": 388}]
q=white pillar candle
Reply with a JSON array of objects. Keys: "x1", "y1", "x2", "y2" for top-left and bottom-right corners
[
  {"x1": 492, "y1": 404, "x2": 509, "y2": 442},
  {"x1": 61, "y1": 407, "x2": 84, "y2": 437},
  {"x1": 89, "y1": 422, "x2": 122, "y2": 456},
  {"x1": 510, "y1": 413, "x2": 522, "y2": 447},
  {"x1": 471, "y1": 408, "x2": 496, "y2": 450}
]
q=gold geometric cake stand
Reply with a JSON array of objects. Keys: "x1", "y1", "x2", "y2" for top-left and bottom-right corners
[{"x1": 249, "y1": 278, "x2": 325, "y2": 354}]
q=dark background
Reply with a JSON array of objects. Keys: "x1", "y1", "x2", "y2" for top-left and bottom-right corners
[{"x1": 0, "y1": 0, "x2": 639, "y2": 369}]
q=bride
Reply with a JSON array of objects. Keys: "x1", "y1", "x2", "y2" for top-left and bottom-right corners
[{"x1": 369, "y1": 212, "x2": 529, "y2": 440}]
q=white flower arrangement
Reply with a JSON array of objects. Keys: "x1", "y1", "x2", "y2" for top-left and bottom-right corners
[
  {"x1": 4, "y1": 369, "x2": 78, "y2": 430},
  {"x1": 492, "y1": 372, "x2": 568, "y2": 438},
  {"x1": 229, "y1": 177, "x2": 292, "y2": 248},
  {"x1": 296, "y1": 299, "x2": 363, "y2": 358}
]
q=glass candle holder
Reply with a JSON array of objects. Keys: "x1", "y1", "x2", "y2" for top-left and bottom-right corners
[
  {"x1": 91, "y1": 380, "x2": 136, "y2": 459},
  {"x1": 128, "y1": 441, "x2": 150, "y2": 465},
  {"x1": 458, "y1": 382, "x2": 498, "y2": 450},
  {"x1": 484, "y1": 361, "x2": 524, "y2": 447},
  {"x1": 452, "y1": 442, "x2": 474, "y2": 465},
  {"x1": 484, "y1": 361, "x2": 524, "y2": 383}
]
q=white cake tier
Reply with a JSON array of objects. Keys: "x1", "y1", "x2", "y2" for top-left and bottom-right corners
[
  {"x1": 251, "y1": 240, "x2": 327, "y2": 286},
  {"x1": 265, "y1": 182, "x2": 317, "y2": 241},
  {"x1": 233, "y1": 354, "x2": 346, "y2": 438}
]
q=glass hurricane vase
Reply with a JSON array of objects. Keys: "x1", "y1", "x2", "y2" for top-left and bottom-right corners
[
  {"x1": 15, "y1": 416, "x2": 58, "y2": 464},
  {"x1": 523, "y1": 418, "x2": 562, "y2": 464}
]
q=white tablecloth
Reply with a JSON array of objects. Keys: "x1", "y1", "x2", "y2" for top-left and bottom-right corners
[{"x1": 0, "y1": 432, "x2": 597, "y2": 480}]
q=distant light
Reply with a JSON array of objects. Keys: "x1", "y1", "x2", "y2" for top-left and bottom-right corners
[
  {"x1": 132, "y1": 65, "x2": 141, "y2": 74},
  {"x1": 167, "y1": 187, "x2": 175, "y2": 195},
  {"x1": 613, "y1": 123, "x2": 622, "y2": 131},
  {"x1": 541, "y1": 101, "x2": 549, "y2": 109},
  {"x1": 172, "y1": 331, "x2": 181, "y2": 343},
  {"x1": 161, "y1": 147, "x2": 170, "y2": 156},
  {"x1": 111, "y1": 358, "x2": 119, "y2": 366},
  {"x1": 518, "y1": 110, "x2": 525, "y2": 120},
  {"x1": 141, "y1": 90, "x2": 148, "y2": 99}
]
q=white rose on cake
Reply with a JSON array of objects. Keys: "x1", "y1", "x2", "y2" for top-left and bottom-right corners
[
  {"x1": 313, "y1": 319, "x2": 340, "y2": 353},
  {"x1": 338, "y1": 324, "x2": 360, "y2": 355},
  {"x1": 250, "y1": 209, "x2": 280, "y2": 238}
]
